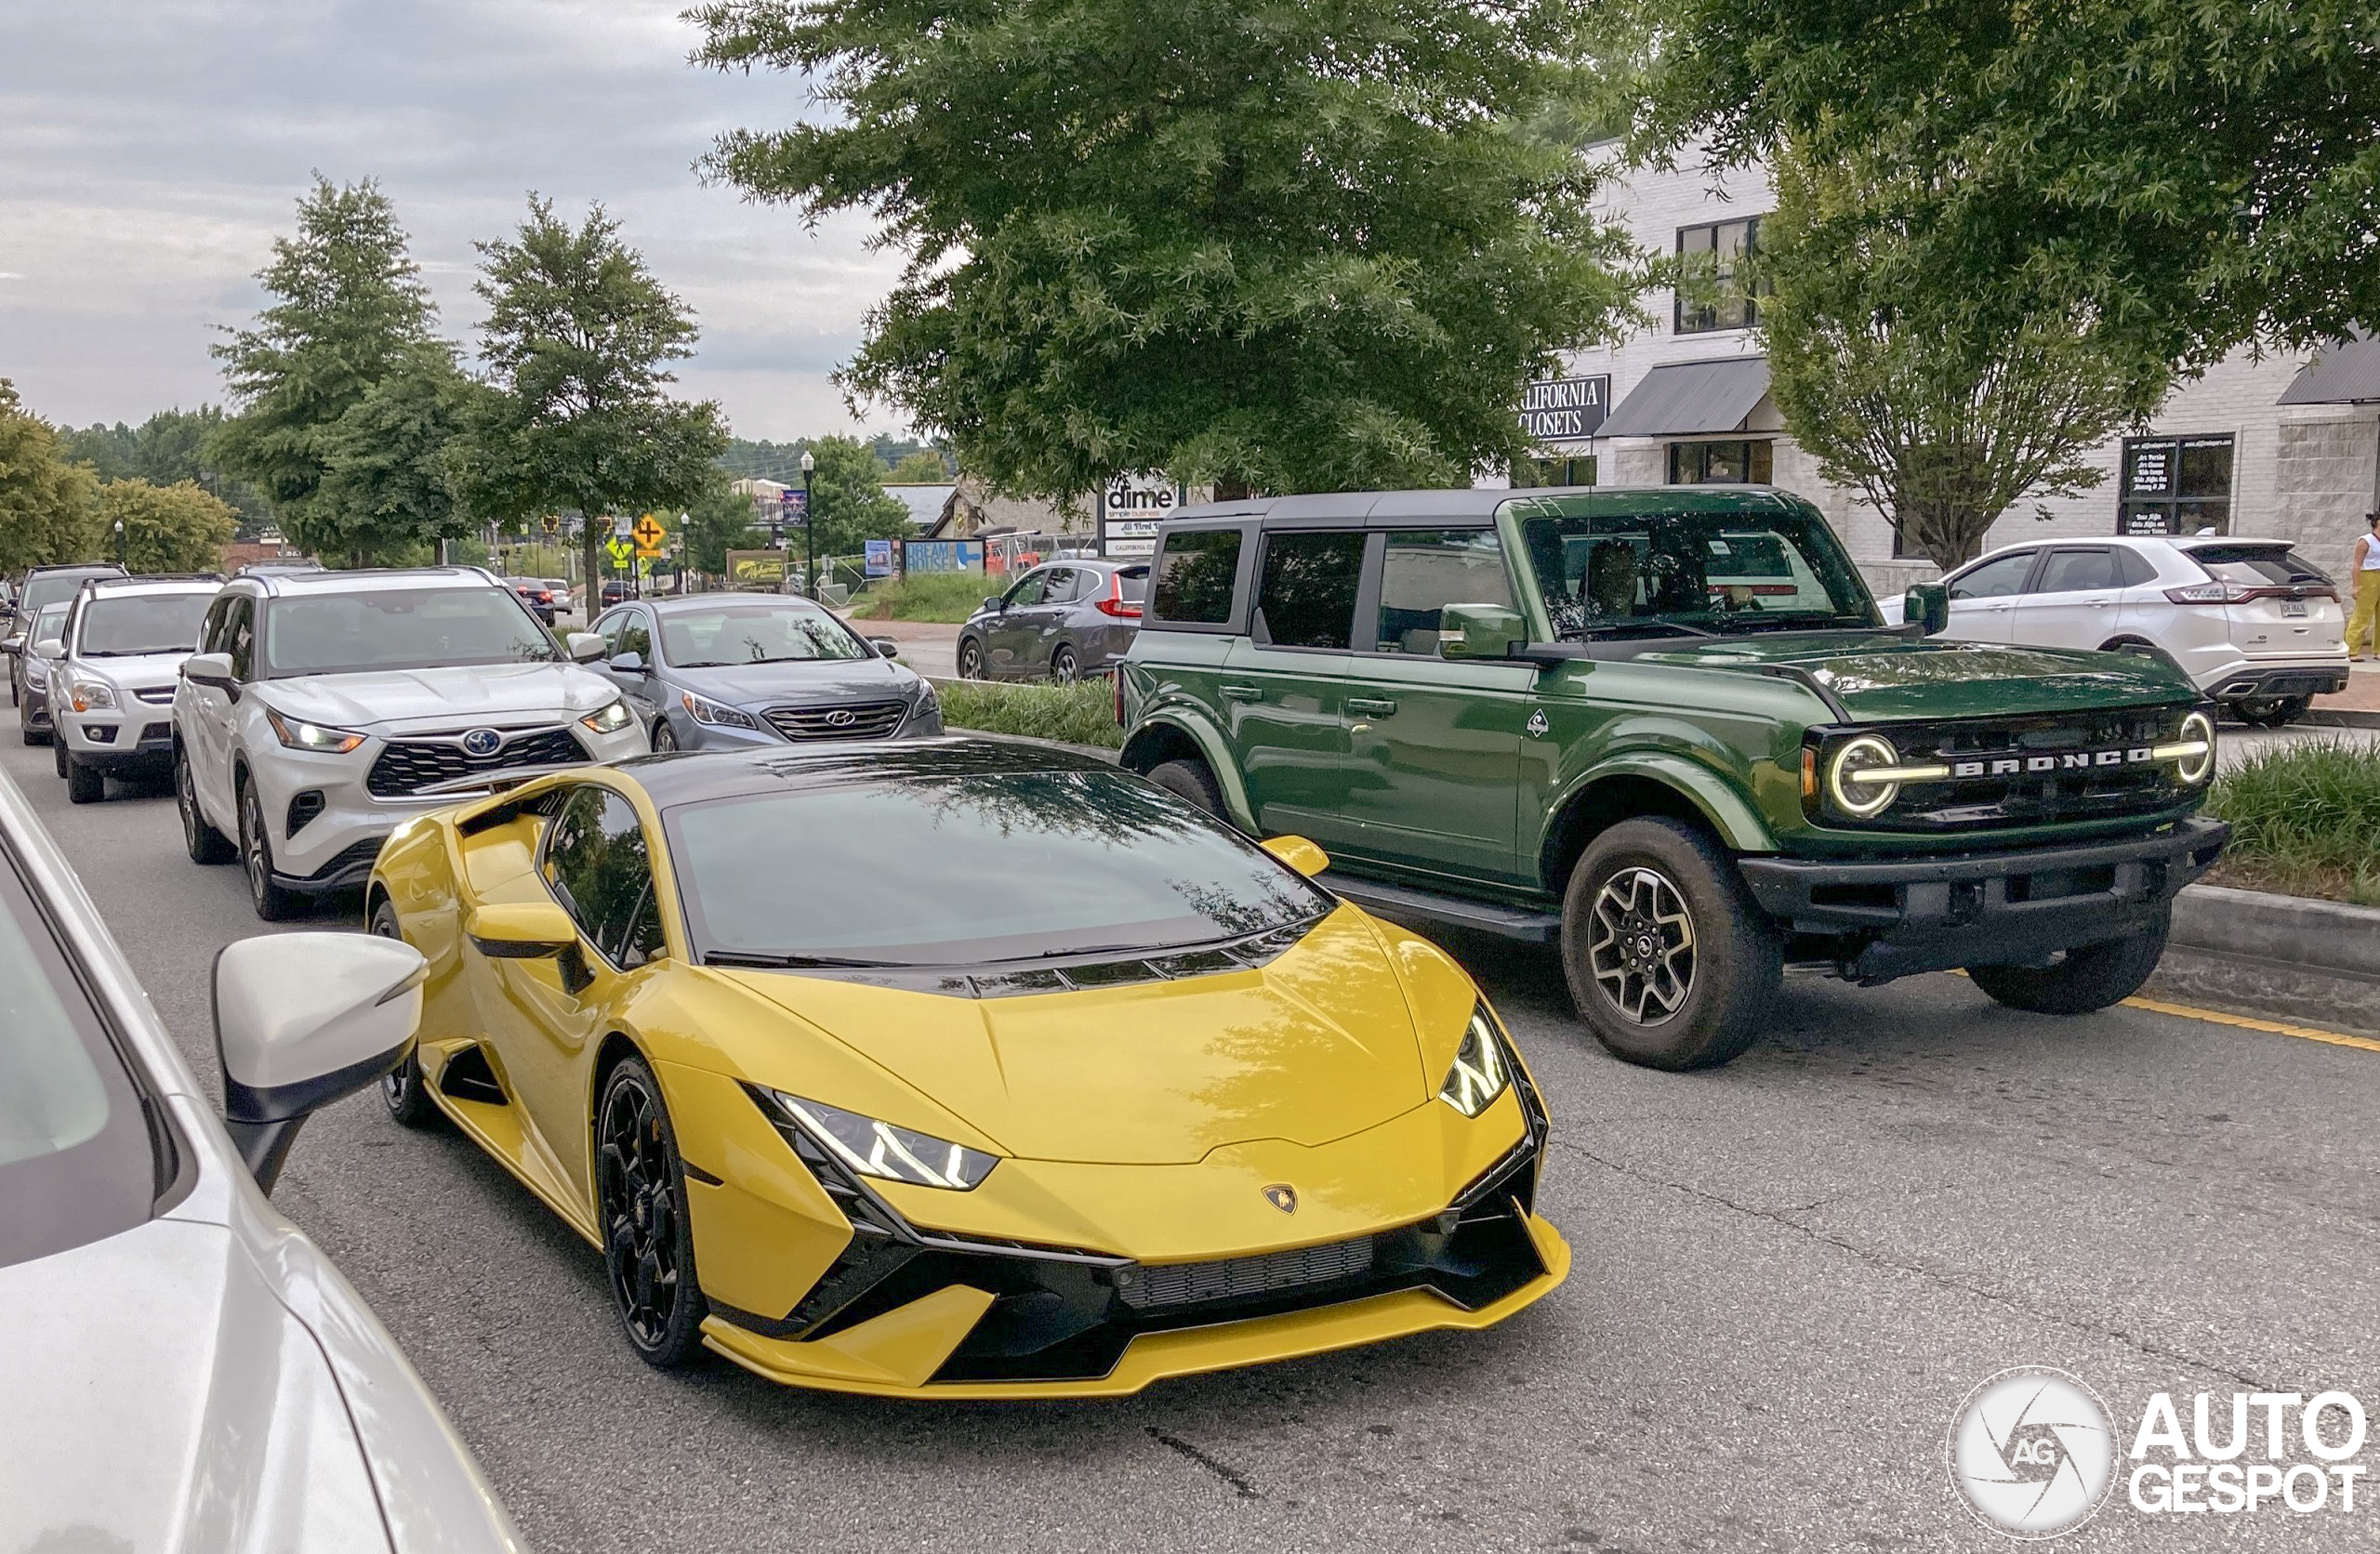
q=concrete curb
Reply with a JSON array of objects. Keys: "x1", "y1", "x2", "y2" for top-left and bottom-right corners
[
  {"x1": 2300, "y1": 708, "x2": 2380, "y2": 731},
  {"x1": 2147, "y1": 883, "x2": 2380, "y2": 1036}
]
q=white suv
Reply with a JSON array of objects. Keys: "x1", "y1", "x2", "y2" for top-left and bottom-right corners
[
  {"x1": 173, "y1": 567, "x2": 646, "y2": 920},
  {"x1": 1885, "y1": 535, "x2": 2349, "y2": 726},
  {"x1": 43, "y1": 575, "x2": 222, "y2": 805}
]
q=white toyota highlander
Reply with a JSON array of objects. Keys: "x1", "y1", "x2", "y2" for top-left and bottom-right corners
[{"x1": 173, "y1": 567, "x2": 645, "y2": 920}]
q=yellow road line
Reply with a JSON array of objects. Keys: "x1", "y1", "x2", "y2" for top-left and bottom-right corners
[{"x1": 2119, "y1": 994, "x2": 2380, "y2": 1054}]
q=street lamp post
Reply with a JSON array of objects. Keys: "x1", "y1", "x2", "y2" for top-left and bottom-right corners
[
  {"x1": 113, "y1": 518, "x2": 126, "y2": 569},
  {"x1": 799, "y1": 451, "x2": 817, "y2": 601}
]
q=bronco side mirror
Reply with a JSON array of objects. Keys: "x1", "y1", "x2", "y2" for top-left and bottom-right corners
[
  {"x1": 1903, "y1": 581, "x2": 1950, "y2": 637},
  {"x1": 1439, "y1": 602, "x2": 1527, "y2": 661}
]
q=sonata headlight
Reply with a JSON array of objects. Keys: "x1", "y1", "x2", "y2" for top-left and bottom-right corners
[
  {"x1": 1438, "y1": 1004, "x2": 1513, "y2": 1118},
  {"x1": 770, "y1": 1090, "x2": 998, "y2": 1190},
  {"x1": 914, "y1": 680, "x2": 940, "y2": 718},
  {"x1": 264, "y1": 706, "x2": 365, "y2": 754},
  {"x1": 65, "y1": 678, "x2": 117, "y2": 713},
  {"x1": 680, "y1": 689, "x2": 757, "y2": 730},
  {"x1": 2153, "y1": 710, "x2": 2216, "y2": 784},
  {"x1": 579, "y1": 698, "x2": 635, "y2": 734}
]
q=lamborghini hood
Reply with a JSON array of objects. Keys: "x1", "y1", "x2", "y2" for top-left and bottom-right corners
[
  {"x1": 1634, "y1": 633, "x2": 2198, "y2": 720},
  {"x1": 719, "y1": 909, "x2": 1433, "y2": 1166}
]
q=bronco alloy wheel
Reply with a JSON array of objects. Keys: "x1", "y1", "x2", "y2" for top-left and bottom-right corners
[
  {"x1": 1562, "y1": 818, "x2": 1780, "y2": 1072},
  {"x1": 596, "y1": 1058, "x2": 707, "y2": 1368}
]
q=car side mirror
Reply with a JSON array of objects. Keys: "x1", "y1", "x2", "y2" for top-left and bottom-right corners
[
  {"x1": 0, "y1": 635, "x2": 20, "y2": 656},
  {"x1": 216, "y1": 932, "x2": 427, "y2": 1193},
  {"x1": 1438, "y1": 602, "x2": 1527, "y2": 661},
  {"x1": 32, "y1": 639, "x2": 63, "y2": 661},
  {"x1": 1260, "y1": 834, "x2": 1331, "y2": 877},
  {"x1": 565, "y1": 631, "x2": 607, "y2": 663},
  {"x1": 607, "y1": 650, "x2": 647, "y2": 676},
  {"x1": 183, "y1": 652, "x2": 235, "y2": 689},
  {"x1": 464, "y1": 901, "x2": 579, "y2": 959},
  {"x1": 869, "y1": 638, "x2": 900, "y2": 658},
  {"x1": 1903, "y1": 581, "x2": 1950, "y2": 637},
  {"x1": 983, "y1": 596, "x2": 1005, "y2": 614}
]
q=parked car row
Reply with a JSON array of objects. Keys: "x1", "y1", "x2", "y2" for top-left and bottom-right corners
[{"x1": 957, "y1": 558, "x2": 1147, "y2": 680}]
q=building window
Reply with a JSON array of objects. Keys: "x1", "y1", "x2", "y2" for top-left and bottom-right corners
[
  {"x1": 2121, "y1": 435, "x2": 2234, "y2": 536},
  {"x1": 1669, "y1": 440, "x2": 1773, "y2": 485},
  {"x1": 1675, "y1": 217, "x2": 1765, "y2": 334},
  {"x1": 1510, "y1": 454, "x2": 1596, "y2": 488}
]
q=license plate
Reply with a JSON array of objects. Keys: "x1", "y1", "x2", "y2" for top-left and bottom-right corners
[{"x1": 2281, "y1": 599, "x2": 2307, "y2": 617}]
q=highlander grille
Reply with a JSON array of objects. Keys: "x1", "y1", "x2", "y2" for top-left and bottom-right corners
[
  {"x1": 366, "y1": 727, "x2": 587, "y2": 797},
  {"x1": 1116, "y1": 1237, "x2": 1377, "y2": 1311},
  {"x1": 763, "y1": 699, "x2": 906, "y2": 741},
  {"x1": 1818, "y1": 705, "x2": 2200, "y2": 833}
]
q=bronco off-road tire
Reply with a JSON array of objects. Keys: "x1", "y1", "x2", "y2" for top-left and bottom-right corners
[
  {"x1": 1966, "y1": 909, "x2": 2171, "y2": 1016},
  {"x1": 1561, "y1": 818, "x2": 1781, "y2": 1071},
  {"x1": 1146, "y1": 757, "x2": 1225, "y2": 822}
]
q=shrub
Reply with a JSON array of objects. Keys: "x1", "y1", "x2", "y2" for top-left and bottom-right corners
[
  {"x1": 849, "y1": 572, "x2": 991, "y2": 623},
  {"x1": 933, "y1": 678, "x2": 1120, "y2": 749},
  {"x1": 2206, "y1": 739, "x2": 2380, "y2": 906}
]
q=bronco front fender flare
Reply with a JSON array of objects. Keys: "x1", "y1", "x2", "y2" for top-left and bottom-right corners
[
  {"x1": 1556, "y1": 752, "x2": 1779, "y2": 855},
  {"x1": 1122, "y1": 708, "x2": 1258, "y2": 834}
]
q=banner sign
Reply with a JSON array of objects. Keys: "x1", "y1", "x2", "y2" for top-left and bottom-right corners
[
  {"x1": 1519, "y1": 375, "x2": 1610, "y2": 441},
  {"x1": 725, "y1": 549, "x2": 787, "y2": 586},
  {"x1": 903, "y1": 539, "x2": 985, "y2": 573},
  {"x1": 864, "y1": 539, "x2": 896, "y2": 577}
]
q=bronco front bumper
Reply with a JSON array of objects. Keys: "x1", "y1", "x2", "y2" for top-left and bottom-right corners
[{"x1": 1739, "y1": 816, "x2": 2229, "y2": 984}]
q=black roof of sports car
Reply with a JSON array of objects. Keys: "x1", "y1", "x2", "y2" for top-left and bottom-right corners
[{"x1": 623, "y1": 736, "x2": 1116, "y2": 809}]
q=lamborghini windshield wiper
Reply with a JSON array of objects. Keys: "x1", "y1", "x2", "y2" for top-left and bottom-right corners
[{"x1": 704, "y1": 950, "x2": 905, "y2": 968}]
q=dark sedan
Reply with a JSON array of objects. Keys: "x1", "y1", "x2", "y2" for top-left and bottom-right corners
[
  {"x1": 582, "y1": 594, "x2": 942, "y2": 752},
  {"x1": 957, "y1": 558, "x2": 1146, "y2": 681}
]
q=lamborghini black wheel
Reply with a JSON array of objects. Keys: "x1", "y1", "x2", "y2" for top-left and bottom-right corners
[{"x1": 596, "y1": 1057, "x2": 707, "y2": 1367}]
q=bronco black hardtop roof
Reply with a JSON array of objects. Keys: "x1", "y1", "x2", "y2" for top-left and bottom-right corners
[{"x1": 1162, "y1": 485, "x2": 1808, "y2": 530}]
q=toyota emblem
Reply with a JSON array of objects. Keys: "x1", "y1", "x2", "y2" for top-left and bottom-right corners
[
  {"x1": 460, "y1": 728, "x2": 503, "y2": 757},
  {"x1": 825, "y1": 708, "x2": 857, "y2": 728}
]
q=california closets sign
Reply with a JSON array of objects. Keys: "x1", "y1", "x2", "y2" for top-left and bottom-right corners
[{"x1": 1519, "y1": 375, "x2": 1610, "y2": 442}]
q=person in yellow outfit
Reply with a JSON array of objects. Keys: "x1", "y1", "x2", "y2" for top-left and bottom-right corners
[{"x1": 2351, "y1": 511, "x2": 2380, "y2": 660}]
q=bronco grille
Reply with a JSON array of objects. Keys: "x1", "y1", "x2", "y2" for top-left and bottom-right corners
[
  {"x1": 366, "y1": 728, "x2": 587, "y2": 797},
  {"x1": 763, "y1": 699, "x2": 906, "y2": 741},
  {"x1": 1117, "y1": 1238, "x2": 1377, "y2": 1311},
  {"x1": 1813, "y1": 705, "x2": 2202, "y2": 833}
]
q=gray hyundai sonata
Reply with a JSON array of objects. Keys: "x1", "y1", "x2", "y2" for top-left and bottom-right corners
[{"x1": 581, "y1": 594, "x2": 944, "y2": 752}]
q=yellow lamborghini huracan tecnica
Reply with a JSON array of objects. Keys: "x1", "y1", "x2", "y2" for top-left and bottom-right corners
[{"x1": 367, "y1": 740, "x2": 1566, "y2": 1398}]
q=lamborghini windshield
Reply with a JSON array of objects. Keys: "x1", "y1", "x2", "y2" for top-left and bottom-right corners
[
  {"x1": 1509, "y1": 494, "x2": 1877, "y2": 639},
  {"x1": 668, "y1": 770, "x2": 1330, "y2": 968}
]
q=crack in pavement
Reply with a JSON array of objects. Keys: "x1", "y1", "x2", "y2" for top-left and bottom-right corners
[
  {"x1": 1554, "y1": 1138, "x2": 2278, "y2": 1392},
  {"x1": 1146, "y1": 1426, "x2": 1263, "y2": 1500}
]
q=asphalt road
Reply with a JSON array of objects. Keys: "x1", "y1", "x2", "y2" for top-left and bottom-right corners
[{"x1": 9, "y1": 732, "x2": 2376, "y2": 1553}]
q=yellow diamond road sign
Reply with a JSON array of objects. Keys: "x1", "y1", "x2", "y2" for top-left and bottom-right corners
[
  {"x1": 632, "y1": 514, "x2": 668, "y2": 557},
  {"x1": 604, "y1": 536, "x2": 633, "y2": 564}
]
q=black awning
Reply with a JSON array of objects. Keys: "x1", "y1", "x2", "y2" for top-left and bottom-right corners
[
  {"x1": 1596, "y1": 356, "x2": 1772, "y2": 439},
  {"x1": 2279, "y1": 330, "x2": 2380, "y2": 405}
]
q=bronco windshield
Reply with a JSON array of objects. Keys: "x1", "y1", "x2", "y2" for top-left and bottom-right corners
[
  {"x1": 657, "y1": 602, "x2": 869, "y2": 666},
  {"x1": 78, "y1": 593, "x2": 215, "y2": 657},
  {"x1": 668, "y1": 770, "x2": 1330, "y2": 968},
  {"x1": 1509, "y1": 494, "x2": 1877, "y2": 639},
  {"x1": 260, "y1": 586, "x2": 559, "y2": 678}
]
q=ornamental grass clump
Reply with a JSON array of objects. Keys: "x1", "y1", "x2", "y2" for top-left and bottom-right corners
[
  {"x1": 2206, "y1": 740, "x2": 2380, "y2": 906},
  {"x1": 932, "y1": 678, "x2": 1121, "y2": 749}
]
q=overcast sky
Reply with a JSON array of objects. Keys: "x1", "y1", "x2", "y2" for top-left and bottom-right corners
[{"x1": 0, "y1": 0, "x2": 905, "y2": 440}]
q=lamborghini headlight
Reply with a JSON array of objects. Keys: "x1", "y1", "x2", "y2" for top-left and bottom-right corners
[
  {"x1": 770, "y1": 1090, "x2": 998, "y2": 1190},
  {"x1": 1437, "y1": 1004, "x2": 1512, "y2": 1118},
  {"x1": 579, "y1": 698, "x2": 635, "y2": 734}
]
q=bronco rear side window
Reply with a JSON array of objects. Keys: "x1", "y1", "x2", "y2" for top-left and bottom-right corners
[{"x1": 1149, "y1": 529, "x2": 1244, "y2": 626}]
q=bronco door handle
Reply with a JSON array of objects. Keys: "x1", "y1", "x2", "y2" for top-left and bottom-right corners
[
  {"x1": 1219, "y1": 684, "x2": 1264, "y2": 703},
  {"x1": 1345, "y1": 697, "x2": 1399, "y2": 717}
]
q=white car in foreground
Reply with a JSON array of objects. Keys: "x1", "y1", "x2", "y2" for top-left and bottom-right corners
[
  {"x1": 0, "y1": 765, "x2": 521, "y2": 1552},
  {"x1": 1884, "y1": 535, "x2": 2348, "y2": 725},
  {"x1": 40, "y1": 574, "x2": 221, "y2": 805},
  {"x1": 173, "y1": 566, "x2": 645, "y2": 919}
]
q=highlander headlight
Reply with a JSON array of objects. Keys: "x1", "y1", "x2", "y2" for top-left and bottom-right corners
[
  {"x1": 679, "y1": 689, "x2": 757, "y2": 730},
  {"x1": 769, "y1": 1090, "x2": 998, "y2": 1190},
  {"x1": 1438, "y1": 1004, "x2": 1512, "y2": 1118},
  {"x1": 264, "y1": 706, "x2": 365, "y2": 754},
  {"x1": 2155, "y1": 710, "x2": 2215, "y2": 784},
  {"x1": 579, "y1": 698, "x2": 635, "y2": 734},
  {"x1": 65, "y1": 678, "x2": 117, "y2": 712}
]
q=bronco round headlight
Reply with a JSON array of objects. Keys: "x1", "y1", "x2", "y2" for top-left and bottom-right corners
[
  {"x1": 1826, "y1": 734, "x2": 1902, "y2": 819},
  {"x1": 2170, "y1": 710, "x2": 2215, "y2": 785}
]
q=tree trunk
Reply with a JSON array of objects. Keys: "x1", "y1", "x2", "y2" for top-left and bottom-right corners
[{"x1": 582, "y1": 515, "x2": 604, "y2": 611}]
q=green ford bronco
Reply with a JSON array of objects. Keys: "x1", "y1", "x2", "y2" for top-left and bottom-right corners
[{"x1": 1117, "y1": 486, "x2": 2228, "y2": 1070}]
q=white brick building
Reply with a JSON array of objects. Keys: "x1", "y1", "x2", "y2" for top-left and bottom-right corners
[{"x1": 1501, "y1": 155, "x2": 2380, "y2": 592}]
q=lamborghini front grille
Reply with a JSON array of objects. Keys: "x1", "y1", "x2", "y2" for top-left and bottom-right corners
[{"x1": 1116, "y1": 1237, "x2": 1376, "y2": 1310}]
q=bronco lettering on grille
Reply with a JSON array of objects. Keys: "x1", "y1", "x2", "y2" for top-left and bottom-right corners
[{"x1": 1950, "y1": 747, "x2": 2157, "y2": 778}]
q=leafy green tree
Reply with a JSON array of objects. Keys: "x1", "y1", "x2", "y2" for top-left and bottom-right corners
[
  {"x1": 209, "y1": 178, "x2": 448, "y2": 552},
  {"x1": 692, "y1": 0, "x2": 1630, "y2": 500},
  {"x1": 311, "y1": 345, "x2": 476, "y2": 565},
  {"x1": 802, "y1": 435, "x2": 911, "y2": 559},
  {"x1": 1632, "y1": 0, "x2": 2380, "y2": 362},
  {"x1": 92, "y1": 479, "x2": 239, "y2": 574},
  {"x1": 460, "y1": 196, "x2": 728, "y2": 591},
  {"x1": 60, "y1": 407, "x2": 264, "y2": 525},
  {"x1": 1757, "y1": 142, "x2": 2173, "y2": 567},
  {"x1": 680, "y1": 475, "x2": 763, "y2": 576},
  {"x1": 884, "y1": 449, "x2": 949, "y2": 484},
  {"x1": 0, "y1": 380, "x2": 100, "y2": 573}
]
